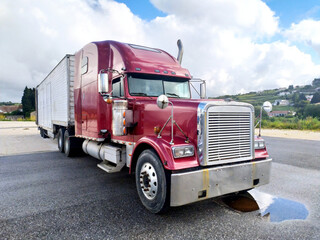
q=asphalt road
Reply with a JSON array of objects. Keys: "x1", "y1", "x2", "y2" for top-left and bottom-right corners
[
  {"x1": 263, "y1": 136, "x2": 320, "y2": 170},
  {"x1": 0, "y1": 137, "x2": 320, "y2": 239}
]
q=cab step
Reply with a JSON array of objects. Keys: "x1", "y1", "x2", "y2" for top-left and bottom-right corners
[{"x1": 97, "y1": 160, "x2": 125, "y2": 173}]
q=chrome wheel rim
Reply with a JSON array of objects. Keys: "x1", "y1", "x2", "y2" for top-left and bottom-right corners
[{"x1": 139, "y1": 162, "x2": 158, "y2": 200}]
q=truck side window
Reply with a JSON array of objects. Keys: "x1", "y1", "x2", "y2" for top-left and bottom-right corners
[
  {"x1": 112, "y1": 77, "x2": 124, "y2": 98},
  {"x1": 81, "y1": 57, "x2": 88, "y2": 75}
]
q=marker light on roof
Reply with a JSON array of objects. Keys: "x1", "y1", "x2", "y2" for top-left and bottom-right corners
[{"x1": 129, "y1": 44, "x2": 161, "y2": 53}]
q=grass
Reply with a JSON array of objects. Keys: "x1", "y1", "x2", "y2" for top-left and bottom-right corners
[
  {"x1": 0, "y1": 114, "x2": 36, "y2": 121},
  {"x1": 262, "y1": 117, "x2": 320, "y2": 131},
  {"x1": 272, "y1": 105, "x2": 296, "y2": 111},
  {"x1": 214, "y1": 89, "x2": 282, "y2": 107}
]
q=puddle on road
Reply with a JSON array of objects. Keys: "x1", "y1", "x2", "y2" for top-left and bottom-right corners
[{"x1": 216, "y1": 190, "x2": 309, "y2": 223}]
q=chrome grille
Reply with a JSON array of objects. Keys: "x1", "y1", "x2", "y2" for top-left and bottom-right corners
[{"x1": 207, "y1": 112, "x2": 252, "y2": 162}]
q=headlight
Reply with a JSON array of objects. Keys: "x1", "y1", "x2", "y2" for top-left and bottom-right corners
[
  {"x1": 172, "y1": 145, "x2": 195, "y2": 158},
  {"x1": 254, "y1": 140, "x2": 265, "y2": 149}
]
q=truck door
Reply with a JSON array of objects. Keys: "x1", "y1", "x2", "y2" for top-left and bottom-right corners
[{"x1": 111, "y1": 76, "x2": 134, "y2": 141}]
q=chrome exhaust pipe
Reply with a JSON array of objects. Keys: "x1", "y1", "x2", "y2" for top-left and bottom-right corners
[{"x1": 177, "y1": 39, "x2": 184, "y2": 65}]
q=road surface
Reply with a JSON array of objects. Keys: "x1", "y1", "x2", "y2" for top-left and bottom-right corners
[{"x1": 0, "y1": 134, "x2": 319, "y2": 239}]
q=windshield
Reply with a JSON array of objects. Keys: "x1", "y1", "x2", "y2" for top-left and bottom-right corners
[{"x1": 127, "y1": 74, "x2": 191, "y2": 98}]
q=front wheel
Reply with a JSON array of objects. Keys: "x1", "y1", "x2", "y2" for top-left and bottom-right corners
[{"x1": 135, "y1": 149, "x2": 170, "y2": 213}]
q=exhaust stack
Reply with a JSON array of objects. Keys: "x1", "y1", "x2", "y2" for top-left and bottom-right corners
[{"x1": 177, "y1": 39, "x2": 184, "y2": 65}]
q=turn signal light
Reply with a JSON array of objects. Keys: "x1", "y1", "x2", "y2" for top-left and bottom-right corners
[
  {"x1": 123, "y1": 127, "x2": 126, "y2": 135},
  {"x1": 154, "y1": 126, "x2": 161, "y2": 135}
]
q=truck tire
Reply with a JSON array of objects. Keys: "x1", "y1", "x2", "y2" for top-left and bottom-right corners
[
  {"x1": 63, "y1": 129, "x2": 76, "y2": 157},
  {"x1": 57, "y1": 128, "x2": 65, "y2": 153},
  {"x1": 135, "y1": 149, "x2": 170, "y2": 213},
  {"x1": 43, "y1": 129, "x2": 49, "y2": 138},
  {"x1": 40, "y1": 128, "x2": 49, "y2": 138},
  {"x1": 40, "y1": 128, "x2": 44, "y2": 138}
]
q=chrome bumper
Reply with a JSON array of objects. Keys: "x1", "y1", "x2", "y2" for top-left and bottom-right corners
[{"x1": 170, "y1": 158, "x2": 272, "y2": 207}]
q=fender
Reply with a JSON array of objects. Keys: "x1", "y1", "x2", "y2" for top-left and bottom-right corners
[{"x1": 130, "y1": 136, "x2": 199, "y2": 173}]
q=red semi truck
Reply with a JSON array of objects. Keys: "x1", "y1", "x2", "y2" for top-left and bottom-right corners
[{"x1": 36, "y1": 40, "x2": 272, "y2": 213}]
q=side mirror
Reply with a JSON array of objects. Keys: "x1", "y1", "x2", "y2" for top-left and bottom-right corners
[
  {"x1": 98, "y1": 72, "x2": 109, "y2": 94},
  {"x1": 263, "y1": 101, "x2": 272, "y2": 113},
  {"x1": 200, "y1": 82, "x2": 206, "y2": 99},
  {"x1": 157, "y1": 95, "x2": 169, "y2": 109}
]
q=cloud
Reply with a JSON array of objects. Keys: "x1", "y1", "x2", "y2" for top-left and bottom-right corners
[
  {"x1": 284, "y1": 19, "x2": 320, "y2": 55},
  {"x1": 0, "y1": 0, "x2": 320, "y2": 102},
  {"x1": 150, "y1": 0, "x2": 279, "y2": 37},
  {"x1": 147, "y1": 1, "x2": 320, "y2": 96},
  {"x1": 0, "y1": 0, "x2": 146, "y2": 102}
]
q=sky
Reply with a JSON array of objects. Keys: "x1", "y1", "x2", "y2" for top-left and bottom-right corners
[{"x1": 1, "y1": 0, "x2": 320, "y2": 102}]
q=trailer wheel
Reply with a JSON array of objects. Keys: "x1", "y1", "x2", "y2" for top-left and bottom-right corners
[
  {"x1": 64, "y1": 130, "x2": 76, "y2": 157},
  {"x1": 40, "y1": 128, "x2": 49, "y2": 138},
  {"x1": 135, "y1": 149, "x2": 170, "y2": 213},
  {"x1": 43, "y1": 129, "x2": 49, "y2": 138},
  {"x1": 40, "y1": 128, "x2": 44, "y2": 138},
  {"x1": 57, "y1": 128, "x2": 65, "y2": 153}
]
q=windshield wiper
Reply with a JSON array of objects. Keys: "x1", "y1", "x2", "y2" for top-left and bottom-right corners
[
  {"x1": 130, "y1": 92, "x2": 148, "y2": 96},
  {"x1": 166, "y1": 92, "x2": 180, "y2": 98}
]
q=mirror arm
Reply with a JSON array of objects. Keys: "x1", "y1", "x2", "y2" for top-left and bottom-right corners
[
  {"x1": 107, "y1": 68, "x2": 125, "y2": 77},
  {"x1": 173, "y1": 120, "x2": 189, "y2": 143},
  {"x1": 190, "y1": 82, "x2": 201, "y2": 97},
  {"x1": 157, "y1": 115, "x2": 172, "y2": 139},
  {"x1": 157, "y1": 101, "x2": 174, "y2": 145},
  {"x1": 259, "y1": 106, "x2": 262, "y2": 137}
]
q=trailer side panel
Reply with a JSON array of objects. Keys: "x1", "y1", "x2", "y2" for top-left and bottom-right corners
[{"x1": 37, "y1": 55, "x2": 75, "y2": 132}]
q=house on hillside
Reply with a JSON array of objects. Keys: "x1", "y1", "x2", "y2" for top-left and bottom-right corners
[
  {"x1": 306, "y1": 95, "x2": 313, "y2": 102},
  {"x1": 278, "y1": 91, "x2": 290, "y2": 96},
  {"x1": 268, "y1": 111, "x2": 290, "y2": 117},
  {"x1": 300, "y1": 91, "x2": 315, "y2": 95},
  {"x1": 273, "y1": 99, "x2": 290, "y2": 106},
  {"x1": 0, "y1": 105, "x2": 22, "y2": 113}
]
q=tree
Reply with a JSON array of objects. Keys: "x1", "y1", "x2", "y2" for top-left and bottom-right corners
[
  {"x1": 288, "y1": 85, "x2": 294, "y2": 91},
  {"x1": 303, "y1": 105, "x2": 320, "y2": 118},
  {"x1": 292, "y1": 92, "x2": 299, "y2": 105},
  {"x1": 312, "y1": 78, "x2": 320, "y2": 87},
  {"x1": 311, "y1": 92, "x2": 320, "y2": 104},
  {"x1": 296, "y1": 100, "x2": 309, "y2": 118},
  {"x1": 299, "y1": 93, "x2": 307, "y2": 101},
  {"x1": 302, "y1": 85, "x2": 312, "y2": 90},
  {"x1": 21, "y1": 86, "x2": 35, "y2": 118},
  {"x1": 254, "y1": 106, "x2": 269, "y2": 119}
]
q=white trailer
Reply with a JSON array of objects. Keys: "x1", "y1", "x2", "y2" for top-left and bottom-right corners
[{"x1": 36, "y1": 55, "x2": 75, "y2": 138}]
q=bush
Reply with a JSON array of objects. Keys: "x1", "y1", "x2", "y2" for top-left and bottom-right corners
[
  {"x1": 303, "y1": 104, "x2": 320, "y2": 118},
  {"x1": 262, "y1": 116, "x2": 320, "y2": 130}
]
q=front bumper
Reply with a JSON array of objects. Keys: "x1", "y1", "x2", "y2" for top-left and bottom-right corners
[{"x1": 170, "y1": 158, "x2": 272, "y2": 207}]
